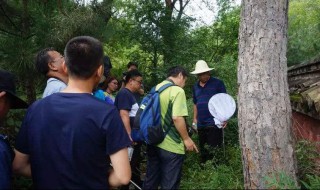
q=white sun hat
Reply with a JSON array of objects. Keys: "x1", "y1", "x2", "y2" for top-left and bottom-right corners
[
  {"x1": 208, "y1": 93, "x2": 236, "y2": 128},
  {"x1": 190, "y1": 60, "x2": 214, "y2": 74}
]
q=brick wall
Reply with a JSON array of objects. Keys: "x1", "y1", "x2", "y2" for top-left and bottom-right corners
[{"x1": 292, "y1": 111, "x2": 320, "y2": 150}]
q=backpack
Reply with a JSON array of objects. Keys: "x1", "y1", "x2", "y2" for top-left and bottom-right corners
[{"x1": 131, "y1": 82, "x2": 174, "y2": 145}]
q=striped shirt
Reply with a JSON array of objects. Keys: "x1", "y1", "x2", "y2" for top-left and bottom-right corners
[{"x1": 192, "y1": 77, "x2": 226, "y2": 128}]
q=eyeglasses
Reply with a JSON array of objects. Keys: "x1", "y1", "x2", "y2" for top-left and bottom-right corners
[{"x1": 132, "y1": 79, "x2": 143, "y2": 85}]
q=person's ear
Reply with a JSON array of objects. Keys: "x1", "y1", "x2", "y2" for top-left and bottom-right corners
[
  {"x1": 48, "y1": 62, "x2": 58, "y2": 71},
  {"x1": 62, "y1": 61, "x2": 68, "y2": 75},
  {"x1": 96, "y1": 64, "x2": 105, "y2": 85},
  {"x1": 0, "y1": 91, "x2": 6, "y2": 98},
  {"x1": 97, "y1": 64, "x2": 103, "y2": 78}
]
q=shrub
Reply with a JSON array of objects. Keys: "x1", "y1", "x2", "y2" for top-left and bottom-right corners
[
  {"x1": 181, "y1": 144, "x2": 244, "y2": 189},
  {"x1": 264, "y1": 171, "x2": 299, "y2": 189}
]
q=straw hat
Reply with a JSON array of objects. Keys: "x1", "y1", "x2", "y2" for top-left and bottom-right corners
[{"x1": 190, "y1": 60, "x2": 214, "y2": 74}]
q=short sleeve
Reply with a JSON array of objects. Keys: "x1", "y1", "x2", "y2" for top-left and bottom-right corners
[
  {"x1": 104, "y1": 109, "x2": 131, "y2": 155},
  {"x1": 0, "y1": 137, "x2": 13, "y2": 189},
  {"x1": 219, "y1": 80, "x2": 227, "y2": 93},
  {"x1": 114, "y1": 89, "x2": 134, "y2": 111},
  {"x1": 172, "y1": 88, "x2": 188, "y2": 117},
  {"x1": 192, "y1": 85, "x2": 197, "y2": 104}
]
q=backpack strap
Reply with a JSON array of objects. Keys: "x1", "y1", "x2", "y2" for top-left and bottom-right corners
[
  {"x1": 156, "y1": 81, "x2": 174, "y2": 93},
  {"x1": 155, "y1": 82, "x2": 176, "y2": 138}
]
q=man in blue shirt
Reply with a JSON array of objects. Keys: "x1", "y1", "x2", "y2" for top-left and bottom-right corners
[
  {"x1": 191, "y1": 60, "x2": 227, "y2": 163},
  {"x1": 13, "y1": 36, "x2": 132, "y2": 189},
  {"x1": 0, "y1": 70, "x2": 28, "y2": 189},
  {"x1": 115, "y1": 69, "x2": 143, "y2": 189}
]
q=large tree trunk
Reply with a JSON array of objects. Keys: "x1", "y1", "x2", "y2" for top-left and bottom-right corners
[{"x1": 238, "y1": 0, "x2": 298, "y2": 189}]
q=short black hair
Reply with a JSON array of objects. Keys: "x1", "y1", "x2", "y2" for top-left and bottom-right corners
[
  {"x1": 125, "y1": 69, "x2": 142, "y2": 84},
  {"x1": 127, "y1": 61, "x2": 138, "y2": 69},
  {"x1": 64, "y1": 36, "x2": 104, "y2": 79},
  {"x1": 167, "y1": 66, "x2": 188, "y2": 78},
  {"x1": 35, "y1": 47, "x2": 55, "y2": 75}
]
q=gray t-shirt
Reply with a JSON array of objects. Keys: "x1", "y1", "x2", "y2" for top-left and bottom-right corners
[{"x1": 42, "y1": 78, "x2": 67, "y2": 98}]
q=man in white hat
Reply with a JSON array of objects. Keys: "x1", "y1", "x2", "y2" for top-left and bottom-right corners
[{"x1": 190, "y1": 60, "x2": 227, "y2": 163}]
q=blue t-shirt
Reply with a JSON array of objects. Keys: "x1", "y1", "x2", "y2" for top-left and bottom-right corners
[
  {"x1": 0, "y1": 134, "x2": 13, "y2": 189},
  {"x1": 192, "y1": 77, "x2": 226, "y2": 128},
  {"x1": 15, "y1": 93, "x2": 131, "y2": 189},
  {"x1": 114, "y1": 88, "x2": 139, "y2": 128},
  {"x1": 42, "y1": 78, "x2": 67, "y2": 98},
  {"x1": 93, "y1": 89, "x2": 114, "y2": 105}
]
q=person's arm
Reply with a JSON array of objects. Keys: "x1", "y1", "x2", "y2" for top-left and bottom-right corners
[
  {"x1": 192, "y1": 86, "x2": 198, "y2": 126},
  {"x1": 192, "y1": 104, "x2": 198, "y2": 130},
  {"x1": 173, "y1": 116, "x2": 198, "y2": 153},
  {"x1": 119, "y1": 110, "x2": 132, "y2": 140},
  {"x1": 12, "y1": 149, "x2": 31, "y2": 177},
  {"x1": 138, "y1": 88, "x2": 144, "y2": 95},
  {"x1": 108, "y1": 148, "x2": 131, "y2": 187}
]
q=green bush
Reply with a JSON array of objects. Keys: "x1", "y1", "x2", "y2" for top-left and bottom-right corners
[
  {"x1": 264, "y1": 171, "x2": 299, "y2": 189},
  {"x1": 301, "y1": 174, "x2": 320, "y2": 189},
  {"x1": 296, "y1": 140, "x2": 320, "y2": 180},
  {"x1": 181, "y1": 144, "x2": 243, "y2": 189}
]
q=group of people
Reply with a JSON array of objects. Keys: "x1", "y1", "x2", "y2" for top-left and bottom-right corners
[{"x1": 0, "y1": 35, "x2": 227, "y2": 189}]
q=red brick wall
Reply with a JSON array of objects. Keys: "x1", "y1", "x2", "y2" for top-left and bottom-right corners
[{"x1": 292, "y1": 111, "x2": 320, "y2": 150}]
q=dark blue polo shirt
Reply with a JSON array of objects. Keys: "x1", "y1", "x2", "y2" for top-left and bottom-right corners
[
  {"x1": 192, "y1": 77, "x2": 226, "y2": 128},
  {"x1": 0, "y1": 134, "x2": 13, "y2": 189},
  {"x1": 15, "y1": 93, "x2": 131, "y2": 189}
]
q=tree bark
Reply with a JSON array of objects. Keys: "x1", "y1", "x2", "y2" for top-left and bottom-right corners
[{"x1": 238, "y1": 0, "x2": 298, "y2": 189}]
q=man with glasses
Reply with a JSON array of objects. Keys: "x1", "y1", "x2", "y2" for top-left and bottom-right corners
[
  {"x1": 35, "y1": 47, "x2": 68, "y2": 98},
  {"x1": 114, "y1": 69, "x2": 143, "y2": 189},
  {"x1": 190, "y1": 60, "x2": 227, "y2": 164},
  {"x1": 121, "y1": 61, "x2": 144, "y2": 104}
]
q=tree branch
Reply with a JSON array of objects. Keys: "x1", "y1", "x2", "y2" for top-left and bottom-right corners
[
  {"x1": 0, "y1": 4, "x2": 21, "y2": 32},
  {"x1": 0, "y1": 27, "x2": 21, "y2": 37}
]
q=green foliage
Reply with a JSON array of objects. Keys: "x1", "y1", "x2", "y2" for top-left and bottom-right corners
[
  {"x1": 213, "y1": 54, "x2": 238, "y2": 97},
  {"x1": 262, "y1": 140, "x2": 320, "y2": 189},
  {"x1": 181, "y1": 145, "x2": 243, "y2": 189},
  {"x1": 0, "y1": 110, "x2": 25, "y2": 145},
  {"x1": 290, "y1": 93, "x2": 302, "y2": 102},
  {"x1": 187, "y1": 4, "x2": 240, "y2": 65},
  {"x1": 295, "y1": 140, "x2": 320, "y2": 180},
  {"x1": 301, "y1": 174, "x2": 320, "y2": 189},
  {"x1": 288, "y1": 0, "x2": 320, "y2": 65},
  {"x1": 264, "y1": 171, "x2": 299, "y2": 189}
]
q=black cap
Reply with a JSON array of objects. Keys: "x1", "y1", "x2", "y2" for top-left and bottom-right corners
[{"x1": 0, "y1": 70, "x2": 28, "y2": 109}]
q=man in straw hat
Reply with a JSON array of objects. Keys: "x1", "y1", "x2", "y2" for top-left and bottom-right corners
[
  {"x1": 0, "y1": 70, "x2": 28, "y2": 188},
  {"x1": 190, "y1": 60, "x2": 227, "y2": 164}
]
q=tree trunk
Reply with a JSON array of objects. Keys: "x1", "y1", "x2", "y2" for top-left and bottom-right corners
[{"x1": 238, "y1": 0, "x2": 298, "y2": 189}]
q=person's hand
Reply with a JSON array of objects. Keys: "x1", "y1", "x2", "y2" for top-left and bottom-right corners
[
  {"x1": 128, "y1": 134, "x2": 134, "y2": 143},
  {"x1": 222, "y1": 121, "x2": 228, "y2": 128},
  {"x1": 183, "y1": 137, "x2": 199, "y2": 153},
  {"x1": 191, "y1": 122, "x2": 198, "y2": 133}
]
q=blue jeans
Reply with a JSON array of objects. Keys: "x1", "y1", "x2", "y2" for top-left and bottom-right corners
[{"x1": 143, "y1": 145, "x2": 184, "y2": 190}]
